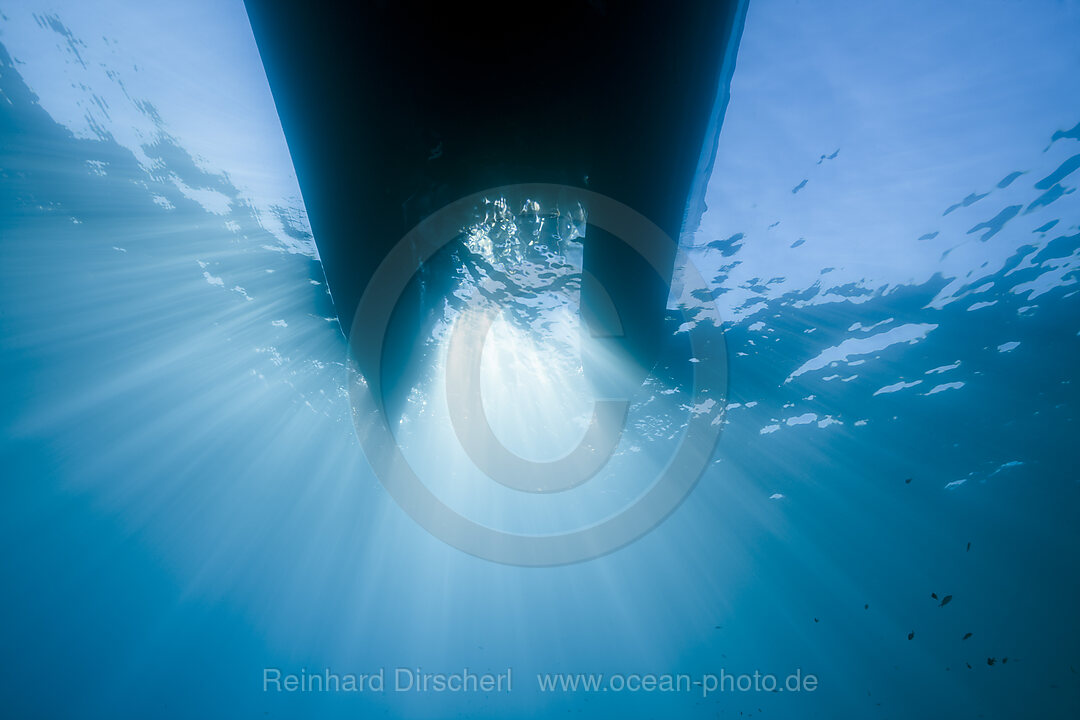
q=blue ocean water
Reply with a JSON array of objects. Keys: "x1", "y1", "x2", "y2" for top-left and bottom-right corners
[{"x1": 1, "y1": 1, "x2": 1079, "y2": 718}]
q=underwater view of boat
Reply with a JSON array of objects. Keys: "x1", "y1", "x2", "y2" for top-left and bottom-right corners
[
  {"x1": 244, "y1": 0, "x2": 747, "y2": 414},
  {"x1": 3, "y1": 0, "x2": 1080, "y2": 717}
]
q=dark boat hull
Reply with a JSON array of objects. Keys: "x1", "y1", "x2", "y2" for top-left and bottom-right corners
[{"x1": 245, "y1": 0, "x2": 746, "y2": 414}]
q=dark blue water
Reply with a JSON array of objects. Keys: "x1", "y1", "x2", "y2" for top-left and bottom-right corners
[{"x1": 2, "y1": 1, "x2": 1079, "y2": 718}]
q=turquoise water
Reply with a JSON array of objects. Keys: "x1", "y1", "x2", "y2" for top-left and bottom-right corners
[{"x1": 2, "y1": 1, "x2": 1079, "y2": 717}]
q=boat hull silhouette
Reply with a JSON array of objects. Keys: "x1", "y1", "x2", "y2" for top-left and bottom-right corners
[{"x1": 245, "y1": 0, "x2": 747, "y2": 415}]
